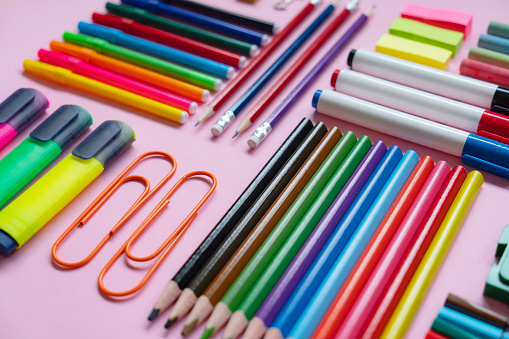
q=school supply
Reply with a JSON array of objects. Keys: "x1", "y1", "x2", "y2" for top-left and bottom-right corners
[
  {"x1": 469, "y1": 47, "x2": 509, "y2": 70},
  {"x1": 460, "y1": 58, "x2": 509, "y2": 89},
  {"x1": 446, "y1": 293, "x2": 509, "y2": 329},
  {"x1": 479, "y1": 34, "x2": 509, "y2": 56},
  {"x1": 485, "y1": 225, "x2": 509, "y2": 304},
  {"x1": 489, "y1": 21, "x2": 509, "y2": 40}
]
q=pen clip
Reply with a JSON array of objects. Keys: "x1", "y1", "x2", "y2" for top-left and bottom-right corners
[{"x1": 0, "y1": 89, "x2": 36, "y2": 124}]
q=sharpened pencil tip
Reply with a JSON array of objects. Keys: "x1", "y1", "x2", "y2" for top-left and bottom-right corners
[
  {"x1": 365, "y1": 4, "x2": 376, "y2": 16},
  {"x1": 148, "y1": 309, "x2": 159, "y2": 321},
  {"x1": 195, "y1": 120, "x2": 201, "y2": 127},
  {"x1": 201, "y1": 327, "x2": 215, "y2": 339},
  {"x1": 182, "y1": 319, "x2": 199, "y2": 336},
  {"x1": 165, "y1": 318, "x2": 177, "y2": 329},
  {"x1": 232, "y1": 131, "x2": 238, "y2": 138}
]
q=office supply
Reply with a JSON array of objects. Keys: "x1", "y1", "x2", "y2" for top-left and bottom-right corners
[
  {"x1": 381, "y1": 171, "x2": 483, "y2": 339},
  {"x1": 167, "y1": 123, "x2": 327, "y2": 328},
  {"x1": 436, "y1": 307, "x2": 505, "y2": 339},
  {"x1": 363, "y1": 167, "x2": 467, "y2": 339},
  {"x1": 469, "y1": 47, "x2": 509, "y2": 70},
  {"x1": 77, "y1": 22, "x2": 234, "y2": 79},
  {"x1": 224, "y1": 141, "x2": 391, "y2": 339},
  {"x1": 38, "y1": 49, "x2": 198, "y2": 114},
  {"x1": 310, "y1": 156, "x2": 434, "y2": 339},
  {"x1": 50, "y1": 41, "x2": 209, "y2": 102},
  {"x1": 461, "y1": 58, "x2": 509, "y2": 88},
  {"x1": 92, "y1": 13, "x2": 246, "y2": 69},
  {"x1": 489, "y1": 21, "x2": 509, "y2": 40},
  {"x1": 106, "y1": 3, "x2": 258, "y2": 57},
  {"x1": 183, "y1": 127, "x2": 345, "y2": 335},
  {"x1": 233, "y1": 0, "x2": 359, "y2": 138},
  {"x1": 63, "y1": 32, "x2": 221, "y2": 91},
  {"x1": 485, "y1": 225, "x2": 509, "y2": 304},
  {"x1": 0, "y1": 120, "x2": 135, "y2": 256},
  {"x1": 446, "y1": 293, "x2": 509, "y2": 329},
  {"x1": 426, "y1": 330, "x2": 451, "y2": 339},
  {"x1": 313, "y1": 89, "x2": 509, "y2": 179},
  {"x1": 121, "y1": 0, "x2": 269, "y2": 46},
  {"x1": 23, "y1": 60, "x2": 189, "y2": 124},
  {"x1": 160, "y1": 0, "x2": 278, "y2": 34},
  {"x1": 376, "y1": 34, "x2": 452, "y2": 69},
  {"x1": 479, "y1": 34, "x2": 509, "y2": 56},
  {"x1": 148, "y1": 118, "x2": 313, "y2": 320},
  {"x1": 400, "y1": 3, "x2": 472, "y2": 37},
  {"x1": 203, "y1": 136, "x2": 372, "y2": 339},
  {"x1": 347, "y1": 49, "x2": 509, "y2": 111},
  {"x1": 0, "y1": 105, "x2": 92, "y2": 210},
  {"x1": 431, "y1": 315, "x2": 481, "y2": 339},
  {"x1": 389, "y1": 18, "x2": 463, "y2": 56},
  {"x1": 332, "y1": 69, "x2": 509, "y2": 144},
  {"x1": 0, "y1": 88, "x2": 48, "y2": 151},
  {"x1": 334, "y1": 162, "x2": 450, "y2": 338},
  {"x1": 196, "y1": 1, "x2": 318, "y2": 126},
  {"x1": 248, "y1": 8, "x2": 370, "y2": 148},
  {"x1": 210, "y1": 0, "x2": 338, "y2": 136}
]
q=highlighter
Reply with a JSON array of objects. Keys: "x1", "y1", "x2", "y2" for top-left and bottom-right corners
[
  {"x1": 0, "y1": 105, "x2": 92, "y2": 209},
  {"x1": 0, "y1": 120, "x2": 135, "y2": 255},
  {"x1": 0, "y1": 88, "x2": 48, "y2": 151}
]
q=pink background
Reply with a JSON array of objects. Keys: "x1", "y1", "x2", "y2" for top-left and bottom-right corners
[{"x1": 1, "y1": 0, "x2": 509, "y2": 338}]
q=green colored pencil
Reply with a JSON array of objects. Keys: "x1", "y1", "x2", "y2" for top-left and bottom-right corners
[
  {"x1": 431, "y1": 316, "x2": 481, "y2": 339},
  {"x1": 105, "y1": 3, "x2": 257, "y2": 57},
  {"x1": 62, "y1": 32, "x2": 221, "y2": 91}
]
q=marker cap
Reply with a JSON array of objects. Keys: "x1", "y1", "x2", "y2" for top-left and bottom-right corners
[
  {"x1": 0, "y1": 229, "x2": 17, "y2": 255},
  {"x1": 122, "y1": 0, "x2": 159, "y2": 13},
  {"x1": 63, "y1": 32, "x2": 108, "y2": 53},
  {"x1": 491, "y1": 87, "x2": 509, "y2": 114},
  {"x1": 462, "y1": 134, "x2": 509, "y2": 179},
  {"x1": 30, "y1": 105, "x2": 93, "y2": 150},
  {"x1": 78, "y1": 22, "x2": 122, "y2": 45},
  {"x1": 72, "y1": 120, "x2": 135, "y2": 168},
  {"x1": 92, "y1": 13, "x2": 136, "y2": 34},
  {"x1": 106, "y1": 2, "x2": 150, "y2": 23},
  {"x1": 0, "y1": 88, "x2": 48, "y2": 132}
]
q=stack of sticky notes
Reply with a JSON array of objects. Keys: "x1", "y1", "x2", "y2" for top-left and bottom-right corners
[{"x1": 376, "y1": 3, "x2": 471, "y2": 69}]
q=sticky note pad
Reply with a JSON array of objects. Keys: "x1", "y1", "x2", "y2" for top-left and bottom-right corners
[
  {"x1": 401, "y1": 3, "x2": 473, "y2": 38},
  {"x1": 376, "y1": 34, "x2": 452, "y2": 69},
  {"x1": 469, "y1": 47, "x2": 509, "y2": 70},
  {"x1": 389, "y1": 18, "x2": 463, "y2": 56}
]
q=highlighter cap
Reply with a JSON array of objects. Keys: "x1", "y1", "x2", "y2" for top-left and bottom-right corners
[
  {"x1": 106, "y1": 3, "x2": 150, "y2": 22},
  {"x1": 78, "y1": 22, "x2": 122, "y2": 45},
  {"x1": 30, "y1": 105, "x2": 93, "y2": 150},
  {"x1": 63, "y1": 32, "x2": 108, "y2": 53},
  {"x1": 72, "y1": 120, "x2": 135, "y2": 168},
  {"x1": 122, "y1": 0, "x2": 159, "y2": 13},
  {"x1": 0, "y1": 88, "x2": 48, "y2": 132}
]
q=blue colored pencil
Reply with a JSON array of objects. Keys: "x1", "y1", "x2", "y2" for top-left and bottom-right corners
[{"x1": 438, "y1": 307, "x2": 505, "y2": 339}]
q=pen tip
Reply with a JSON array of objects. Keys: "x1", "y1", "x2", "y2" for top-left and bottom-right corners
[
  {"x1": 232, "y1": 131, "x2": 238, "y2": 139},
  {"x1": 148, "y1": 309, "x2": 160, "y2": 321},
  {"x1": 165, "y1": 318, "x2": 177, "y2": 329}
]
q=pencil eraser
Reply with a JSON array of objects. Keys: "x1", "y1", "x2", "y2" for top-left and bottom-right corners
[
  {"x1": 401, "y1": 3, "x2": 473, "y2": 38},
  {"x1": 375, "y1": 34, "x2": 452, "y2": 69},
  {"x1": 469, "y1": 47, "x2": 509, "y2": 70},
  {"x1": 488, "y1": 21, "x2": 509, "y2": 40},
  {"x1": 389, "y1": 18, "x2": 463, "y2": 56},
  {"x1": 460, "y1": 58, "x2": 509, "y2": 88},
  {"x1": 479, "y1": 34, "x2": 509, "y2": 56}
]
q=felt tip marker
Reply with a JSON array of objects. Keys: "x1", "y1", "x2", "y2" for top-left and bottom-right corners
[
  {"x1": 331, "y1": 69, "x2": 509, "y2": 144},
  {"x1": 313, "y1": 89, "x2": 509, "y2": 180},
  {"x1": 347, "y1": 49, "x2": 509, "y2": 113}
]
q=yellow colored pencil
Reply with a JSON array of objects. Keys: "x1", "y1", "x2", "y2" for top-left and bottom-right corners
[{"x1": 380, "y1": 170, "x2": 483, "y2": 339}]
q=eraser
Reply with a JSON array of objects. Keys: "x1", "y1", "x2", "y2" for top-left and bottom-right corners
[
  {"x1": 469, "y1": 47, "x2": 509, "y2": 70},
  {"x1": 401, "y1": 3, "x2": 473, "y2": 38},
  {"x1": 375, "y1": 34, "x2": 452, "y2": 69},
  {"x1": 488, "y1": 21, "x2": 509, "y2": 40},
  {"x1": 389, "y1": 18, "x2": 463, "y2": 56},
  {"x1": 479, "y1": 34, "x2": 509, "y2": 56},
  {"x1": 460, "y1": 58, "x2": 509, "y2": 88}
]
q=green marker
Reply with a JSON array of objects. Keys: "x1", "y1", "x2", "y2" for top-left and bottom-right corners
[
  {"x1": 63, "y1": 32, "x2": 222, "y2": 91},
  {"x1": 0, "y1": 105, "x2": 92, "y2": 209}
]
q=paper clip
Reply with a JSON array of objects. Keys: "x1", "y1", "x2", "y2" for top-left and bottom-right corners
[
  {"x1": 274, "y1": 0, "x2": 295, "y2": 10},
  {"x1": 52, "y1": 151, "x2": 177, "y2": 268}
]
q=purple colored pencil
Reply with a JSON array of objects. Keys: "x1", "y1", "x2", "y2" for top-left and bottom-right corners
[{"x1": 247, "y1": 9, "x2": 372, "y2": 149}]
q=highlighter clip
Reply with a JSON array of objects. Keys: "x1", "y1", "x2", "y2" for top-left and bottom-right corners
[{"x1": 485, "y1": 225, "x2": 509, "y2": 304}]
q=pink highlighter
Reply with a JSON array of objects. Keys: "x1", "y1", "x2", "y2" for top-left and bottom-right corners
[
  {"x1": 37, "y1": 49, "x2": 198, "y2": 114},
  {"x1": 0, "y1": 88, "x2": 48, "y2": 151}
]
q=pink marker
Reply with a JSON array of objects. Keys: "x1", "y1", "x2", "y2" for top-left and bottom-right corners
[
  {"x1": 0, "y1": 88, "x2": 48, "y2": 150},
  {"x1": 38, "y1": 49, "x2": 198, "y2": 114}
]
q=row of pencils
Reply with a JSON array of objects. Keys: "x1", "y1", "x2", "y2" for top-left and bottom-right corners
[{"x1": 147, "y1": 117, "x2": 483, "y2": 339}]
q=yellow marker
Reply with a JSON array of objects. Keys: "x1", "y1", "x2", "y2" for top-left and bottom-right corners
[
  {"x1": 380, "y1": 171, "x2": 484, "y2": 339},
  {"x1": 376, "y1": 34, "x2": 452, "y2": 69},
  {"x1": 22, "y1": 60, "x2": 188, "y2": 124}
]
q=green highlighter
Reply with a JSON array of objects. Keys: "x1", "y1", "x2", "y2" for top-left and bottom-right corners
[{"x1": 0, "y1": 105, "x2": 92, "y2": 209}]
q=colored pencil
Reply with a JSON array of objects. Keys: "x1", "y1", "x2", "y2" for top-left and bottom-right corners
[
  {"x1": 233, "y1": 0, "x2": 359, "y2": 138},
  {"x1": 431, "y1": 312, "x2": 483, "y2": 339},
  {"x1": 445, "y1": 293, "x2": 509, "y2": 330},
  {"x1": 334, "y1": 162, "x2": 451, "y2": 338},
  {"x1": 160, "y1": 0, "x2": 279, "y2": 34},
  {"x1": 202, "y1": 137, "x2": 373, "y2": 339},
  {"x1": 435, "y1": 307, "x2": 500, "y2": 339},
  {"x1": 246, "y1": 149, "x2": 418, "y2": 339},
  {"x1": 380, "y1": 171, "x2": 483, "y2": 339},
  {"x1": 122, "y1": 0, "x2": 270, "y2": 46},
  {"x1": 300, "y1": 156, "x2": 434, "y2": 339},
  {"x1": 147, "y1": 118, "x2": 313, "y2": 320},
  {"x1": 63, "y1": 32, "x2": 222, "y2": 91},
  {"x1": 78, "y1": 22, "x2": 234, "y2": 79},
  {"x1": 164, "y1": 123, "x2": 328, "y2": 328},
  {"x1": 362, "y1": 167, "x2": 467, "y2": 339},
  {"x1": 210, "y1": 1, "x2": 339, "y2": 137},
  {"x1": 196, "y1": 0, "x2": 318, "y2": 125},
  {"x1": 426, "y1": 330, "x2": 450, "y2": 339},
  {"x1": 106, "y1": 3, "x2": 258, "y2": 57},
  {"x1": 92, "y1": 13, "x2": 246, "y2": 69},
  {"x1": 247, "y1": 7, "x2": 371, "y2": 148},
  {"x1": 181, "y1": 127, "x2": 344, "y2": 336}
]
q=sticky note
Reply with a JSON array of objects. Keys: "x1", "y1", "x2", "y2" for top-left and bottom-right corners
[
  {"x1": 376, "y1": 34, "x2": 452, "y2": 69},
  {"x1": 401, "y1": 3, "x2": 473, "y2": 38},
  {"x1": 469, "y1": 47, "x2": 509, "y2": 70},
  {"x1": 389, "y1": 18, "x2": 463, "y2": 56}
]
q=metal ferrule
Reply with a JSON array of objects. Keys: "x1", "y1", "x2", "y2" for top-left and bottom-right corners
[
  {"x1": 346, "y1": 0, "x2": 360, "y2": 11},
  {"x1": 252, "y1": 122, "x2": 272, "y2": 143},
  {"x1": 216, "y1": 111, "x2": 236, "y2": 130}
]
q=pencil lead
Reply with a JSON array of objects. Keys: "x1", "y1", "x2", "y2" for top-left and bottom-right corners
[
  {"x1": 164, "y1": 318, "x2": 177, "y2": 329},
  {"x1": 232, "y1": 131, "x2": 238, "y2": 139},
  {"x1": 201, "y1": 327, "x2": 215, "y2": 339},
  {"x1": 182, "y1": 319, "x2": 199, "y2": 336},
  {"x1": 148, "y1": 308, "x2": 160, "y2": 321},
  {"x1": 365, "y1": 4, "x2": 376, "y2": 16},
  {"x1": 195, "y1": 120, "x2": 201, "y2": 127}
]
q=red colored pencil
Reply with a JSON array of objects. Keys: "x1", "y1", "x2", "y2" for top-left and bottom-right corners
[
  {"x1": 195, "y1": 0, "x2": 320, "y2": 126},
  {"x1": 426, "y1": 330, "x2": 450, "y2": 339},
  {"x1": 92, "y1": 13, "x2": 246, "y2": 69}
]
